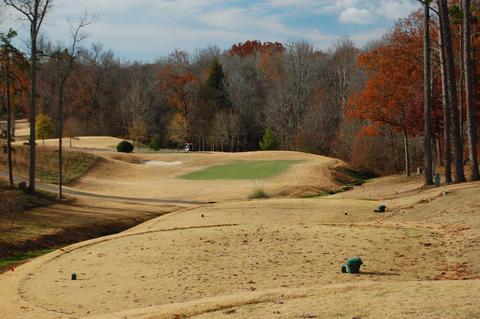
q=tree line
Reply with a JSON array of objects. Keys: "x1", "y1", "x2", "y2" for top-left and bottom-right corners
[{"x1": 1, "y1": 0, "x2": 480, "y2": 196}]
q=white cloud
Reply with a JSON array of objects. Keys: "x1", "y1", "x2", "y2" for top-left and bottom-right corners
[
  {"x1": 265, "y1": 0, "x2": 419, "y2": 18},
  {"x1": 198, "y1": 8, "x2": 288, "y2": 35},
  {"x1": 0, "y1": 0, "x2": 421, "y2": 61},
  {"x1": 376, "y1": 0, "x2": 420, "y2": 20},
  {"x1": 339, "y1": 7, "x2": 375, "y2": 24}
]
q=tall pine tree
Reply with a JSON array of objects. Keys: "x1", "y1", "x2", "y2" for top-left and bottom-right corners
[{"x1": 206, "y1": 58, "x2": 231, "y2": 110}]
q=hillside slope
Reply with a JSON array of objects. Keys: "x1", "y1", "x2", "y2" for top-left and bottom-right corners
[{"x1": 1, "y1": 175, "x2": 479, "y2": 318}]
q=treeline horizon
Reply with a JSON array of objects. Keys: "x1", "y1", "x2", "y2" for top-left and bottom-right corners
[{"x1": 1, "y1": 0, "x2": 480, "y2": 195}]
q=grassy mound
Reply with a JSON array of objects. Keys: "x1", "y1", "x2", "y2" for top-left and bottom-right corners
[
  {"x1": 181, "y1": 160, "x2": 303, "y2": 180},
  {"x1": 0, "y1": 146, "x2": 98, "y2": 184}
]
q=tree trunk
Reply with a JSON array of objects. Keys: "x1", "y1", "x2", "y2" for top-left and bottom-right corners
[
  {"x1": 404, "y1": 129, "x2": 411, "y2": 177},
  {"x1": 58, "y1": 86, "x2": 64, "y2": 199},
  {"x1": 28, "y1": 34, "x2": 37, "y2": 193},
  {"x1": 438, "y1": 0, "x2": 466, "y2": 183},
  {"x1": 462, "y1": 0, "x2": 480, "y2": 180},
  {"x1": 438, "y1": 17, "x2": 453, "y2": 184},
  {"x1": 436, "y1": 137, "x2": 442, "y2": 168},
  {"x1": 459, "y1": 24, "x2": 465, "y2": 139},
  {"x1": 423, "y1": 2, "x2": 434, "y2": 185},
  {"x1": 388, "y1": 131, "x2": 401, "y2": 173},
  {"x1": 5, "y1": 52, "x2": 14, "y2": 188}
]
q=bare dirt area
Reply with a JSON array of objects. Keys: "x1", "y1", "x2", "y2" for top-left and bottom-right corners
[
  {"x1": 0, "y1": 173, "x2": 479, "y2": 318},
  {"x1": 1, "y1": 146, "x2": 479, "y2": 319},
  {"x1": 0, "y1": 196, "x2": 184, "y2": 272}
]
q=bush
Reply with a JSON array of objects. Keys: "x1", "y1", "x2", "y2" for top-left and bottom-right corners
[
  {"x1": 259, "y1": 128, "x2": 278, "y2": 151},
  {"x1": 35, "y1": 113, "x2": 54, "y2": 142},
  {"x1": 248, "y1": 188, "x2": 269, "y2": 200},
  {"x1": 117, "y1": 140, "x2": 134, "y2": 153},
  {"x1": 148, "y1": 136, "x2": 161, "y2": 151}
]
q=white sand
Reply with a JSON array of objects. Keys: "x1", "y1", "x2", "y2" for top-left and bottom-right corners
[{"x1": 143, "y1": 160, "x2": 183, "y2": 166}]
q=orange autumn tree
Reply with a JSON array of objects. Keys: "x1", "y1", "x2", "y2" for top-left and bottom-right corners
[
  {"x1": 349, "y1": 13, "x2": 425, "y2": 176},
  {"x1": 158, "y1": 61, "x2": 199, "y2": 144}
]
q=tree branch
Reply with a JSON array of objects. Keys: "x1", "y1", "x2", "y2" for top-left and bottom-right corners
[{"x1": 417, "y1": 0, "x2": 439, "y2": 16}]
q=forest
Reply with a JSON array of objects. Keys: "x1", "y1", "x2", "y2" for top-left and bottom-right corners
[{"x1": 1, "y1": 0, "x2": 480, "y2": 190}]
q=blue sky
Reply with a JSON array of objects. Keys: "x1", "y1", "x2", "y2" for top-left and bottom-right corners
[{"x1": 2, "y1": 0, "x2": 420, "y2": 62}]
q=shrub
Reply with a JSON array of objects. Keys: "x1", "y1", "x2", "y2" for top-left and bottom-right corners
[
  {"x1": 35, "y1": 113, "x2": 54, "y2": 143},
  {"x1": 248, "y1": 188, "x2": 269, "y2": 200},
  {"x1": 117, "y1": 140, "x2": 134, "y2": 153},
  {"x1": 259, "y1": 128, "x2": 278, "y2": 151},
  {"x1": 148, "y1": 136, "x2": 161, "y2": 151}
]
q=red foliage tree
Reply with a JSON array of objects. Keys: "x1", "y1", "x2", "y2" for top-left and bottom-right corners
[
  {"x1": 227, "y1": 40, "x2": 284, "y2": 57},
  {"x1": 349, "y1": 13, "x2": 427, "y2": 176}
]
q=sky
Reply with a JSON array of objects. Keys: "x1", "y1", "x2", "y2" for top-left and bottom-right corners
[{"x1": 1, "y1": 0, "x2": 421, "y2": 62}]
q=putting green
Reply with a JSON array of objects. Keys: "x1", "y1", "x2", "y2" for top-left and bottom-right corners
[{"x1": 180, "y1": 160, "x2": 303, "y2": 180}]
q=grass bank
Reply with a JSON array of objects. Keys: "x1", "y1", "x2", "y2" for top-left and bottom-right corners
[
  {"x1": 0, "y1": 145, "x2": 97, "y2": 184},
  {"x1": 0, "y1": 249, "x2": 55, "y2": 270}
]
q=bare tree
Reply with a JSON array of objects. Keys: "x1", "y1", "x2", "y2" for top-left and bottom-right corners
[
  {"x1": 51, "y1": 14, "x2": 90, "y2": 199},
  {"x1": 331, "y1": 37, "x2": 358, "y2": 111},
  {"x1": 329, "y1": 37, "x2": 362, "y2": 160},
  {"x1": 213, "y1": 110, "x2": 241, "y2": 152},
  {"x1": 4, "y1": 0, "x2": 54, "y2": 193},
  {"x1": 462, "y1": 0, "x2": 479, "y2": 181},
  {"x1": 119, "y1": 66, "x2": 154, "y2": 137},
  {"x1": 224, "y1": 54, "x2": 266, "y2": 150},
  {"x1": 284, "y1": 41, "x2": 317, "y2": 132}
]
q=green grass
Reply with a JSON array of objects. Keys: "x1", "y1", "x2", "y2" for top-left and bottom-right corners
[
  {"x1": 181, "y1": 160, "x2": 303, "y2": 180},
  {"x1": 0, "y1": 249, "x2": 55, "y2": 269}
]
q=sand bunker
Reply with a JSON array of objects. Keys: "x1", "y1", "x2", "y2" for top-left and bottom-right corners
[{"x1": 143, "y1": 160, "x2": 183, "y2": 166}]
